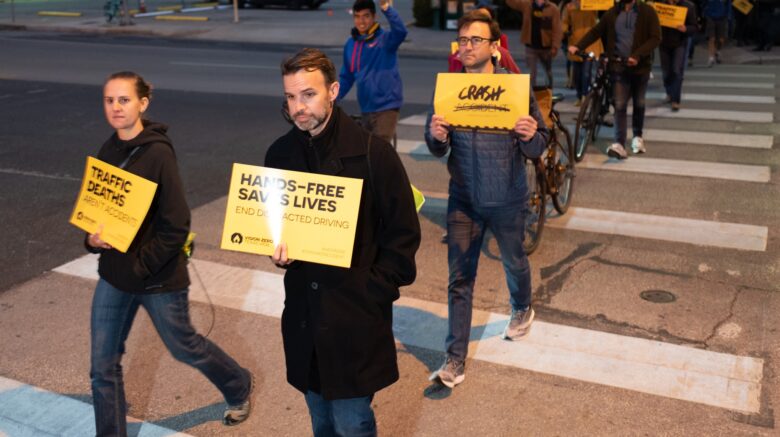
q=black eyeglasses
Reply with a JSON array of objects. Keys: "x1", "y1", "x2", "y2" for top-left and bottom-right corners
[{"x1": 456, "y1": 36, "x2": 494, "y2": 47}]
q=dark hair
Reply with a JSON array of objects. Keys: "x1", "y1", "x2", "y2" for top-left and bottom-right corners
[
  {"x1": 457, "y1": 9, "x2": 501, "y2": 41},
  {"x1": 105, "y1": 71, "x2": 152, "y2": 101},
  {"x1": 352, "y1": 0, "x2": 375, "y2": 14},
  {"x1": 280, "y1": 48, "x2": 337, "y2": 86}
]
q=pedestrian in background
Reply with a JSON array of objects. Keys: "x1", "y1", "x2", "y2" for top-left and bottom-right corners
[
  {"x1": 569, "y1": 0, "x2": 661, "y2": 159},
  {"x1": 338, "y1": 0, "x2": 407, "y2": 144},
  {"x1": 86, "y1": 71, "x2": 253, "y2": 436},
  {"x1": 426, "y1": 11, "x2": 548, "y2": 389},
  {"x1": 268, "y1": 48, "x2": 421, "y2": 436},
  {"x1": 507, "y1": 0, "x2": 563, "y2": 87},
  {"x1": 562, "y1": 0, "x2": 603, "y2": 106},
  {"x1": 702, "y1": 0, "x2": 732, "y2": 67},
  {"x1": 658, "y1": 0, "x2": 698, "y2": 111}
]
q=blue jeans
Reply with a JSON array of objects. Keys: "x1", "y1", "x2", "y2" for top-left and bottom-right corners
[
  {"x1": 660, "y1": 44, "x2": 687, "y2": 104},
  {"x1": 304, "y1": 391, "x2": 376, "y2": 437},
  {"x1": 90, "y1": 278, "x2": 250, "y2": 436},
  {"x1": 445, "y1": 196, "x2": 532, "y2": 362},
  {"x1": 572, "y1": 59, "x2": 593, "y2": 99},
  {"x1": 611, "y1": 71, "x2": 650, "y2": 146}
]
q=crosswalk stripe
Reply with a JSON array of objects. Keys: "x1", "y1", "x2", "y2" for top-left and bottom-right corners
[
  {"x1": 554, "y1": 103, "x2": 774, "y2": 123},
  {"x1": 419, "y1": 194, "x2": 768, "y2": 251},
  {"x1": 578, "y1": 154, "x2": 771, "y2": 183},
  {"x1": 52, "y1": 256, "x2": 765, "y2": 414},
  {"x1": 547, "y1": 69, "x2": 775, "y2": 80},
  {"x1": 0, "y1": 376, "x2": 192, "y2": 437},
  {"x1": 555, "y1": 88, "x2": 776, "y2": 104},
  {"x1": 679, "y1": 81, "x2": 775, "y2": 90}
]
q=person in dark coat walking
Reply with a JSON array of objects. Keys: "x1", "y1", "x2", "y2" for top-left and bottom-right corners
[{"x1": 266, "y1": 48, "x2": 421, "y2": 436}]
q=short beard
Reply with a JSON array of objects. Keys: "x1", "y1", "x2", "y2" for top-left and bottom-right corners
[{"x1": 294, "y1": 109, "x2": 329, "y2": 134}]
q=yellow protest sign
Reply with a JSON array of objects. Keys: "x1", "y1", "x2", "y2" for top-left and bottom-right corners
[
  {"x1": 221, "y1": 163, "x2": 363, "y2": 268},
  {"x1": 580, "y1": 0, "x2": 614, "y2": 11},
  {"x1": 69, "y1": 156, "x2": 158, "y2": 253},
  {"x1": 732, "y1": 0, "x2": 753, "y2": 14},
  {"x1": 434, "y1": 73, "x2": 530, "y2": 130},
  {"x1": 411, "y1": 184, "x2": 425, "y2": 212},
  {"x1": 653, "y1": 2, "x2": 687, "y2": 28}
]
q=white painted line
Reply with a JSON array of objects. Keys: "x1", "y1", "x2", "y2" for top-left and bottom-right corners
[
  {"x1": 396, "y1": 139, "x2": 430, "y2": 156},
  {"x1": 554, "y1": 88, "x2": 776, "y2": 104},
  {"x1": 398, "y1": 114, "x2": 427, "y2": 126},
  {"x1": 0, "y1": 376, "x2": 193, "y2": 437},
  {"x1": 578, "y1": 154, "x2": 771, "y2": 183},
  {"x1": 134, "y1": 10, "x2": 174, "y2": 17},
  {"x1": 554, "y1": 103, "x2": 774, "y2": 123},
  {"x1": 53, "y1": 257, "x2": 764, "y2": 413},
  {"x1": 0, "y1": 167, "x2": 80, "y2": 181},
  {"x1": 169, "y1": 61, "x2": 277, "y2": 70},
  {"x1": 638, "y1": 128, "x2": 774, "y2": 149},
  {"x1": 180, "y1": 6, "x2": 215, "y2": 12},
  {"x1": 419, "y1": 193, "x2": 768, "y2": 251},
  {"x1": 681, "y1": 81, "x2": 775, "y2": 90}
]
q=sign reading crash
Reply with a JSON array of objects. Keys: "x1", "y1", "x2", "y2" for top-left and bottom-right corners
[
  {"x1": 434, "y1": 73, "x2": 530, "y2": 130},
  {"x1": 69, "y1": 156, "x2": 158, "y2": 253},
  {"x1": 221, "y1": 163, "x2": 363, "y2": 268}
]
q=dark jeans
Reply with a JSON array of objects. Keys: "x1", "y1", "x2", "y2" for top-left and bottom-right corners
[
  {"x1": 572, "y1": 59, "x2": 593, "y2": 99},
  {"x1": 304, "y1": 391, "x2": 376, "y2": 437},
  {"x1": 445, "y1": 195, "x2": 532, "y2": 362},
  {"x1": 660, "y1": 44, "x2": 687, "y2": 104},
  {"x1": 361, "y1": 109, "x2": 399, "y2": 145},
  {"x1": 90, "y1": 278, "x2": 250, "y2": 436},
  {"x1": 611, "y1": 71, "x2": 650, "y2": 146},
  {"x1": 525, "y1": 46, "x2": 554, "y2": 88}
]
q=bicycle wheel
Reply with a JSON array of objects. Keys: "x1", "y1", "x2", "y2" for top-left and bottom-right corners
[
  {"x1": 574, "y1": 92, "x2": 597, "y2": 162},
  {"x1": 523, "y1": 158, "x2": 546, "y2": 255},
  {"x1": 551, "y1": 126, "x2": 575, "y2": 215}
]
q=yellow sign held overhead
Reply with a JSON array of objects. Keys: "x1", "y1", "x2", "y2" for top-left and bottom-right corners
[
  {"x1": 580, "y1": 0, "x2": 614, "y2": 11},
  {"x1": 653, "y1": 2, "x2": 688, "y2": 28},
  {"x1": 69, "y1": 156, "x2": 158, "y2": 253},
  {"x1": 434, "y1": 73, "x2": 530, "y2": 130},
  {"x1": 221, "y1": 164, "x2": 364, "y2": 268},
  {"x1": 732, "y1": 0, "x2": 753, "y2": 15}
]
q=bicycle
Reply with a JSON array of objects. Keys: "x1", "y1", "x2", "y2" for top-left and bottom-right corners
[
  {"x1": 573, "y1": 53, "x2": 623, "y2": 162},
  {"x1": 523, "y1": 89, "x2": 575, "y2": 255}
]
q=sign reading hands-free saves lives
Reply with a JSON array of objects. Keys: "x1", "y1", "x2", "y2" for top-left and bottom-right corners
[
  {"x1": 221, "y1": 163, "x2": 363, "y2": 268},
  {"x1": 580, "y1": 0, "x2": 614, "y2": 11},
  {"x1": 434, "y1": 73, "x2": 530, "y2": 130},
  {"x1": 653, "y1": 2, "x2": 688, "y2": 28},
  {"x1": 69, "y1": 156, "x2": 158, "y2": 253}
]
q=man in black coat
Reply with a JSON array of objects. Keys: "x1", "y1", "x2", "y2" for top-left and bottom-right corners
[{"x1": 265, "y1": 48, "x2": 421, "y2": 436}]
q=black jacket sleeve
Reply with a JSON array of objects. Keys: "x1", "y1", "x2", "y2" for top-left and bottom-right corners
[
  {"x1": 368, "y1": 140, "x2": 422, "y2": 302},
  {"x1": 132, "y1": 146, "x2": 190, "y2": 279}
]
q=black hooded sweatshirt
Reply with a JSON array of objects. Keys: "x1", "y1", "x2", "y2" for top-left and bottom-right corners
[{"x1": 85, "y1": 121, "x2": 191, "y2": 294}]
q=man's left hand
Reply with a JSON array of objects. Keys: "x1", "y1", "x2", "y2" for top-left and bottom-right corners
[
  {"x1": 271, "y1": 243, "x2": 294, "y2": 268},
  {"x1": 514, "y1": 115, "x2": 538, "y2": 142},
  {"x1": 677, "y1": 25, "x2": 687, "y2": 33},
  {"x1": 627, "y1": 56, "x2": 639, "y2": 67}
]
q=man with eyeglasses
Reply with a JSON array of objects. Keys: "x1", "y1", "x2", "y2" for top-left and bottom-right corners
[
  {"x1": 507, "y1": 0, "x2": 563, "y2": 87},
  {"x1": 338, "y1": 0, "x2": 407, "y2": 145},
  {"x1": 425, "y1": 10, "x2": 549, "y2": 389}
]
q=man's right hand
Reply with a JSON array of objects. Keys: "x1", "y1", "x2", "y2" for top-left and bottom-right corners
[
  {"x1": 271, "y1": 243, "x2": 294, "y2": 268},
  {"x1": 429, "y1": 114, "x2": 450, "y2": 143},
  {"x1": 567, "y1": 45, "x2": 579, "y2": 56},
  {"x1": 88, "y1": 225, "x2": 113, "y2": 250}
]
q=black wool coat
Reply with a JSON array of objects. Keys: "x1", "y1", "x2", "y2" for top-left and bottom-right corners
[{"x1": 264, "y1": 106, "x2": 421, "y2": 400}]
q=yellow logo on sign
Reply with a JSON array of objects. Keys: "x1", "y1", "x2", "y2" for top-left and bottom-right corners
[
  {"x1": 653, "y1": 2, "x2": 688, "y2": 28},
  {"x1": 580, "y1": 0, "x2": 614, "y2": 11},
  {"x1": 220, "y1": 163, "x2": 364, "y2": 268},
  {"x1": 69, "y1": 156, "x2": 158, "y2": 253},
  {"x1": 434, "y1": 73, "x2": 530, "y2": 130}
]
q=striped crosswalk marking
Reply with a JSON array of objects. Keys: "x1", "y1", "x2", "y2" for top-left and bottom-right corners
[
  {"x1": 419, "y1": 195, "x2": 768, "y2": 251},
  {"x1": 0, "y1": 376, "x2": 192, "y2": 437},
  {"x1": 52, "y1": 256, "x2": 765, "y2": 414},
  {"x1": 554, "y1": 103, "x2": 774, "y2": 123},
  {"x1": 554, "y1": 88, "x2": 776, "y2": 104},
  {"x1": 578, "y1": 154, "x2": 771, "y2": 183},
  {"x1": 681, "y1": 81, "x2": 775, "y2": 90}
]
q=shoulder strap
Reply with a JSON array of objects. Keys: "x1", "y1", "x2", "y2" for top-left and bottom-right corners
[{"x1": 118, "y1": 146, "x2": 142, "y2": 170}]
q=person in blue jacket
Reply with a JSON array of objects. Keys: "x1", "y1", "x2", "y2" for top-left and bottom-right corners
[{"x1": 338, "y1": 0, "x2": 407, "y2": 144}]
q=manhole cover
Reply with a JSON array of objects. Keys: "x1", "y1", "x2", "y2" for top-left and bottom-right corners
[{"x1": 640, "y1": 289, "x2": 677, "y2": 303}]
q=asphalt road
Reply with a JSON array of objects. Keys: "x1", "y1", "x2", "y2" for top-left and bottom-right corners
[{"x1": 1, "y1": 31, "x2": 779, "y2": 435}]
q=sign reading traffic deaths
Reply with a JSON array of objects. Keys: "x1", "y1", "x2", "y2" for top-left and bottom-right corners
[
  {"x1": 653, "y1": 3, "x2": 688, "y2": 28},
  {"x1": 732, "y1": 0, "x2": 753, "y2": 14},
  {"x1": 69, "y1": 156, "x2": 158, "y2": 253},
  {"x1": 434, "y1": 73, "x2": 530, "y2": 130},
  {"x1": 221, "y1": 163, "x2": 363, "y2": 268},
  {"x1": 580, "y1": 0, "x2": 614, "y2": 10}
]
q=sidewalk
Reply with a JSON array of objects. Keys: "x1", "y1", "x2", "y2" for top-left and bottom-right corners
[{"x1": 2, "y1": 0, "x2": 779, "y2": 63}]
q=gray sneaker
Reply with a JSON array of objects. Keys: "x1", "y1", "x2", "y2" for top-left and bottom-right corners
[
  {"x1": 502, "y1": 307, "x2": 535, "y2": 341},
  {"x1": 223, "y1": 372, "x2": 254, "y2": 426},
  {"x1": 429, "y1": 357, "x2": 465, "y2": 388}
]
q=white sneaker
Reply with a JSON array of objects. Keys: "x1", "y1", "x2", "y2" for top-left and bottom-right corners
[
  {"x1": 707, "y1": 57, "x2": 715, "y2": 68},
  {"x1": 631, "y1": 137, "x2": 646, "y2": 154},
  {"x1": 607, "y1": 143, "x2": 628, "y2": 160}
]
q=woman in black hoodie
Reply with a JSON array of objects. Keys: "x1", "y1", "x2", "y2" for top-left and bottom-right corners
[{"x1": 86, "y1": 72, "x2": 252, "y2": 435}]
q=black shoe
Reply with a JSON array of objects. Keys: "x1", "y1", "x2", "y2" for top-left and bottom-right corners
[{"x1": 223, "y1": 372, "x2": 254, "y2": 426}]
